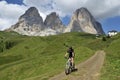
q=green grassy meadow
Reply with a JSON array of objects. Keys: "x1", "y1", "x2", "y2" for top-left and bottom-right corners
[
  {"x1": 100, "y1": 34, "x2": 120, "y2": 80},
  {"x1": 0, "y1": 31, "x2": 120, "y2": 80}
]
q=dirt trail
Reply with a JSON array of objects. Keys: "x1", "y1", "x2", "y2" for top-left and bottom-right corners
[{"x1": 49, "y1": 50, "x2": 105, "y2": 80}]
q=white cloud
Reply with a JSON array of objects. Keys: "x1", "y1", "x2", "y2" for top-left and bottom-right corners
[
  {"x1": 0, "y1": 18, "x2": 12, "y2": 30},
  {"x1": 0, "y1": 0, "x2": 120, "y2": 30},
  {"x1": 0, "y1": 1, "x2": 27, "y2": 30},
  {"x1": 23, "y1": 0, "x2": 120, "y2": 19},
  {"x1": 84, "y1": 0, "x2": 120, "y2": 19},
  {"x1": 23, "y1": 0, "x2": 60, "y2": 18},
  {"x1": 53, "y1": 0, "x2": 87, "y2": 15},
  {"x1": 63, "y1": 0, "x2": 119, "y2": 19}
]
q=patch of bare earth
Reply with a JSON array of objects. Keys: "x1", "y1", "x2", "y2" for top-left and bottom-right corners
[{"x1": 49, "y1": 50, "x2": 105, "y2": 80}]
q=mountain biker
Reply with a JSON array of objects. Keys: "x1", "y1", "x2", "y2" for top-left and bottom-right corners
[{"x1": 65, "y1": 47, "x2": 75, "y2": 68}]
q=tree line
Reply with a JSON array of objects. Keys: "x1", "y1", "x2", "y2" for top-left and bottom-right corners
[{"x1": 0, "y1": 38, "x2": 15, "y2": 53}]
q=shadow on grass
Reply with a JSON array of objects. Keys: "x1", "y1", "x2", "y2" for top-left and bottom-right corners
[
  {"x1": 0, "y1": 55, "x2": 23, "y2": 65},
  {"x1": 0, "y1": 58, "x2": 33, "y2": 71}
]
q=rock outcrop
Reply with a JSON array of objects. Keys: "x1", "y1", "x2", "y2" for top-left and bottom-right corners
[
  {"x1": 9, "y1": 7, "x2": 45, "y2": 35},
  {"x1": 65, "y1": 7, "x2": 104, "y2": 34},
  {"x1": 44, "y1": 12, "x2": 65, "y2": 33}
]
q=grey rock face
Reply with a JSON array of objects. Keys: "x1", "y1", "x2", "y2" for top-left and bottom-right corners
[
  {"x1": 7, "y1": 7, "x2": 104, "y2": 36},
  {"x1": 65, "y1": 7, "x2": 104, "y2": 34},
  {"x1": 19, "y1": 7, "x2": 43, "y2": 25},
  {"x1": 11, "y1": 7, "x2": 45, "y2": 33},
  {"x1": 44, "y1": 12, "x2": 65, "y2": 33},
  {"x1": 95, "y1": 21, "x2": 105, "y2": 34}
]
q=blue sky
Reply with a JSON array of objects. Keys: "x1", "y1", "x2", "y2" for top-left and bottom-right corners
[
  {"x1": 0, "y1": 0, "x2": 120, "y2": 34},
  {"x1": 100, "y1": 16, "x2": 120, "y2": 33},
  {"x1": 5, "y1": 0, "x2": 23, "y2": 5}
]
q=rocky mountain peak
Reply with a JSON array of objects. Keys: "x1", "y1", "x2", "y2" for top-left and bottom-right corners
[
  {"x1": 7, "y1": 7, "x2": 104, "y2": 36},
  {"x1": 44, "y1": 12, "x2": 62, "y2": 26},
  {"x1": 20, "y1": 7, "x2": 39, "y2": 19},
  {"x1": 76, "y1": 7, "x2": 88, "y2": 12},
  {"x1": 73, "y1": 7, "x2": 92, "y2": 21},
  {"x1": 9, "y1": 7, "x2": 45, "y2": 36},
  {"x1": 44, "y1": 12, "x2": 64, "y2": 32},
  {"x1": 19, "y1": 7, "x2": 44, "y2": 25},
  {"x1": 49, "y1": 12, "x2": 57, "y2": 16},
  {"x1": 65, "y1": 7, "x2": 104, "y2": 34},
  {"x1": 76, "y1": 7, "x2": 88, "y2": 14}
]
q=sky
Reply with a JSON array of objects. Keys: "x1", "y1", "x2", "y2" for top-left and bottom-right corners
[{"x1": 0, "y1": 0, "x2": 120, "y2": 33}]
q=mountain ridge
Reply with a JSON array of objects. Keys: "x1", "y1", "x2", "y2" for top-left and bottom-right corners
[{"x1": 6, "y1": 7, "x2": 105, "y2": 36}]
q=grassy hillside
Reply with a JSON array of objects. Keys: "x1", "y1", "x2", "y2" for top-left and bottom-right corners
[
  {"x1": 0, "y1": 31, "x2": 119, "y2": 80},
  {"x1": 100, "y1": 34, "x2": 120, "y2": 80},
  {"x1": 0, "y1": 31, "x2": 26, "y2": 53},
  {"x1": 0, "y1": 32, "x2": 97, "y2": 80}
]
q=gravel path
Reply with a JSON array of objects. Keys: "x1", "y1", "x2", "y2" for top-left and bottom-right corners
[{"x1": 49, "y1": 50, "x2": 105, "y2": 80}]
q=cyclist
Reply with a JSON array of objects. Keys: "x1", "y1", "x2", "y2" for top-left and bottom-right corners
[{"x1": 65, "y1": 46, "x2": 75, "y2": 68}]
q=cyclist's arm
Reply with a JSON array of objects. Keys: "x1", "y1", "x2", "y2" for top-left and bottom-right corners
[
  {"x1": 72, "y1": 52, "x2": 75, "y2": 58},
  {"x1": 65, "y1": 52, "x2": 68, "y2": 57}
]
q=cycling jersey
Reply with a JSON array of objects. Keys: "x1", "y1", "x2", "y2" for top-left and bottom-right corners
[{"x1": 67, "y1": 48, "x2": 74, "y2": 58}]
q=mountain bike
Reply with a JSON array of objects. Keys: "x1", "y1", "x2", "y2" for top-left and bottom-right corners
[{"x1": 65, "y1": 58, "x2": 75, "y2": 75}]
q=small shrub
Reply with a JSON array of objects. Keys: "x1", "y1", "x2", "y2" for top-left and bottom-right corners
[{"x1": 102, "y1": 37, "x2": 107, "y2": 41}]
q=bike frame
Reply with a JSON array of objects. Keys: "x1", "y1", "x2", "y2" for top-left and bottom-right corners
[{"x1": 65, "y1": 58, "x2": 72, "y2": 74}]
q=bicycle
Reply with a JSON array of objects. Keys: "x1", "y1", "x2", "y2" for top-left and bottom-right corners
[{"x1": 65, "y1": 57, "x2": 75, "y2": 75}]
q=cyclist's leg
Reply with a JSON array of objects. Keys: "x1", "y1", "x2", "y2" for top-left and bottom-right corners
[
  {"x1": 68, "y1": 58, "x2": 72, "y2": 66},
  {"x1": 71, "y1": 57, "x2": 74, "y2": 66},
  {"x1": 69, "y1": 57, "x2": 73, "y2": 66}
]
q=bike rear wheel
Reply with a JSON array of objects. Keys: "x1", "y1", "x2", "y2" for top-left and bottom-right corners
[
  {"x1": 65, "y1": 67, "x2": 72, "y2": 75},
  {"x1": 65, "y1": 61, "x2": 71, "y2": 75}
]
